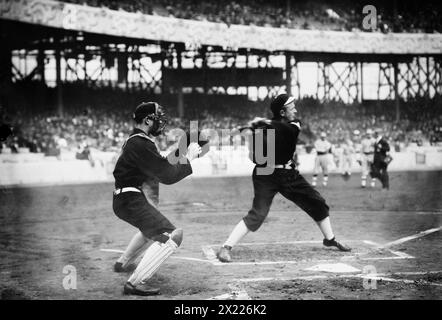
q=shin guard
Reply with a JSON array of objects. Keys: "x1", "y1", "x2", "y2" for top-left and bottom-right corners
[{"x1": 128, "y1": 229, "x2": 182, "y2": 286}]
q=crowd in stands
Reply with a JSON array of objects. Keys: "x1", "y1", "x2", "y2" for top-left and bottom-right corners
[
  {"x1": 1, "y1": 84, "x2": 441, "y2": 159},
  {"x1": 296, "y1": 97, "x2": 442, "y2": 151},
  {"x1": 63, "y1": 0, "x2": 442, "y2": 33}
]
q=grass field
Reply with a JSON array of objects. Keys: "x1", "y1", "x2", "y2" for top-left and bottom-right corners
[{"x1": 0, "y1": 171, "x2": 441, "y2": 300}]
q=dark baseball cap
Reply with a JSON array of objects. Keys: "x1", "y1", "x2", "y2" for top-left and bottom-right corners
[
  {"x1": 270, "y1": 93, "x2": 296, "y2": 117},
  {"x1": 133, "y1": 102, "x2": 159, "y2": 122}
]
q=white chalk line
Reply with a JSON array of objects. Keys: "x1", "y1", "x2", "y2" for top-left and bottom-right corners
[
  {"x1": 205, "y1": 240, "x2": 359, "y2": 248},
  {"x1": 416, "y1": 212, "x2": 442, "y2": 215},
  {"x1": 321, "y1": 210, "x2": 442, "y2": 215},
  {"x1": 103, "y1": 225, "x2": 439, "y2": 267},
  {"x1": 388, "y1": 250, "x2": 415, "y2": 259},
  {"x1": 363, "y1": 240, "x2": 381, "y2": 246},
  {"x1": 380, "y1": 226, "x2": 442, "y2": 248},
  {"x1": 235, "y1": 271, "x2": 442, "y2": 287},
  {"x1": 207, "y1": 210, "x2": 442, "y2": 216},
  {"x1": 201, "y1": 239, "x2": 414, "y2": 266},
  {"x1": 340, "y1": 240, "x2": 415, "y2": 260},
  {"x1": 204, "y1": 239, "x2": 386, "y2": 263},
  {"x1": 100, "y1": 248, "x2": 124, "y2": 253}
]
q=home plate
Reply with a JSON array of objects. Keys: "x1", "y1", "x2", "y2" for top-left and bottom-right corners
[
  {"x1": 304, "y1": 263, "x2": 361, "y2": 273},
  {"x1": 207, "y1": 284, "x2": 251, "y2": 300}
]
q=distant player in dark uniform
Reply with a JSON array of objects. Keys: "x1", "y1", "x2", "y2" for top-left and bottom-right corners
[
  {"x1": 370, "y1": 128, "x2": 392, "y2": 190},
  {"x1": 217, "y1": 94, "x2": 351, "y2": 263},
  {"x1": 112, "y1": 102, "x2": 202, "y2": 296}
]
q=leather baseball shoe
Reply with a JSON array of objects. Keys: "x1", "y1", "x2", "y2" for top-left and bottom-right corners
[
  {"x1": 123, "y1": 282, "x2": 160, "y2": 296},
  {"x1": 217, "y1": 245, "x2": 232, "y2": 263},
  {"x1": 323, "y1": 237, "x2": 352, "y2": 252},
  {"x1": 114, "y1": 262, "x2": 137, "y2": 273}
]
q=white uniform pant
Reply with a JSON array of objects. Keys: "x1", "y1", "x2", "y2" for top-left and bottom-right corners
[
  {"x1": 341, "y1": 154, "x2": 353, "y2": 174},
  {"x1": 361, "y1": 153, "x2": 373, "y2": 178},
  {"x1": 314, "y1": 155, "x2": 329, "y2": 175}
]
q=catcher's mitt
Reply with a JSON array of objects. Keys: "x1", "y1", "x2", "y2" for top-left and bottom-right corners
[{"x1": 174, "y1": 130, "x2": 210, "y2": 158}]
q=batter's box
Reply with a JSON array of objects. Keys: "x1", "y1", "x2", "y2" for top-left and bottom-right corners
[{"x1": 202, "y1": 240, "x2": 414, "y2": 266}]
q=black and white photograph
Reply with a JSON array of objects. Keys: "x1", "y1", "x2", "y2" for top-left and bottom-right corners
[{"x1": 0, "y1": 0, "x2": 441, "y2": 307}]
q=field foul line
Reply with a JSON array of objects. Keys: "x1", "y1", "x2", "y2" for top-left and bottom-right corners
[
  {"x1": 387, "y1": 250, "x2": 414, "y2": 259},
  {"x1": 205, "y1": 240, "x2": 359, "y2": 247},
  {"x1": 341, "y1": 240, "x2": 414, "y2": 260},
  {"x1": 100, "y1": 249, "x2": 124, "y2": 254},
  {"x1": 380, "y1": 226, "x2": 442, "y2": 248},
  {"x1": 235, "y1": 271, "x2": 442, "y2": 287},
  {"x1": 416, "y1": 212, "x2": 442, "y2": 215}
]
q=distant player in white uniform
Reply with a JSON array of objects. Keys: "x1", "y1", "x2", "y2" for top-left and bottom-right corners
[
  {"x1": 360, "y1": 129, "x2": 376, "y2": 188},
  {"x1": 312, "y1": 132, "x2": 332, "y2": 187},
  {"x1": 353, "y1": 130, "x2": 362, "y2": 168},
  {"x1": 339, "y1": 138, "x2": 355, "y2": 179}
]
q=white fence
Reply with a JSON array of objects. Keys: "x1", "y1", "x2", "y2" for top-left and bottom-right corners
[{"x1": 0, "y1": 146, "x2": 441, "y2": 186}]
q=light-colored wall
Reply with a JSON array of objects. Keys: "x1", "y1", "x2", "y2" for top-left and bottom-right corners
[{"x1": 1, "y1": 147, "x2": 441, "y2": 187}]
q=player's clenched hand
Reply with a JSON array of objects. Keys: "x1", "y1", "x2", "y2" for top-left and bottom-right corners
[{"x1": 186, "y1": 142, "x2": 202, "y2": 161}]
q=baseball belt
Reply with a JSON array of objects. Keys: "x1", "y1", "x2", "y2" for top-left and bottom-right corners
[
  {"x1": 273, "y1": 160, "x2": 294, "y2": 169},
  {"x1": 113, "y1": 187, "x2": 142, "y2": 195}
]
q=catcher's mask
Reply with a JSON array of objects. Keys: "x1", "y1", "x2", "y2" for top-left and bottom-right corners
[{"x1": 133, "y1": 102, "x2": 167, "y2": 136}]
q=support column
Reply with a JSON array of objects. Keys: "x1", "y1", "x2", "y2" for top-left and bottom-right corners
[
  {"x1": 426, "y1": 56, "x2": 431, "y2": 97},
  {"x1": 118, "y1": 45, "x2": 128, "y2": 89},
  {"x1": 285, "y1": 53, "x2": 292, "y2": 96},
  {"x1": 245, "y1": 50, "x2": 249, "y2": 98},
  {"x1": 37, "y1": 48, "x2": 45, "y2": 83},
  {"x1": 377, "y1": 63, "x2": 381, "y2": 100},
  {"x1": 393, "y1": 62, "x2": 400, "y2": 122},
  {"x1": 294, "y1": 61, "x2": 300, "y2": 100},
  {"x1": 201, "y1": 46, "x2": 208, "y2": 95},
  {"x1": 353, "y1": 62, "x2": 359, "y2": 104},
  {"x1": 160, "y1": 45, "x2": 165, "y2": 94},
  {"x1": 0, "y1": 44, "x2": 12, "y2": 108},
  {"x1": 438, "y1": 60, "x2": 442, "y2": 95},
  {"x1": 55, "y1": 39, "x2": 64, "y2": 117},
  {"x1": 360, "y1": 62, "x2": 364, "y2": 102},
  {"x1": 176, "y1": 47, "x2": 184, "y2": 118}
]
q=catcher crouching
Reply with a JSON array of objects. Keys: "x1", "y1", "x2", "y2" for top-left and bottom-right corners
[{"x1": 112, "y1": 102, "x2": 205, "y2": 296}]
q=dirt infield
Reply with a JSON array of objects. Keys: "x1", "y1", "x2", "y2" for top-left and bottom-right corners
[{"x1": 0, "y1": 171, "x2": 441, "y2": 300}]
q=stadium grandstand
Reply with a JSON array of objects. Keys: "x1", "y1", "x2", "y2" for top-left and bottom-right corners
[
  {"x1": 0, "y1": 0, "x2": 441, "y2": 167},
  {"x1": 62, "y1": 0, "x2": 442, "y2": 33}
]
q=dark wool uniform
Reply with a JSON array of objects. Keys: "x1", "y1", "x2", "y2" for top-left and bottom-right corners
[
  {"x1": 371, "y1": 137, "x2": 390, "y2": 189},
  {"x1": 244, "y1": 120, "x2": 329, "y2": 232},
  {"x1": 113, "y1": 128, "x2": 192, "y2": 240}
]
